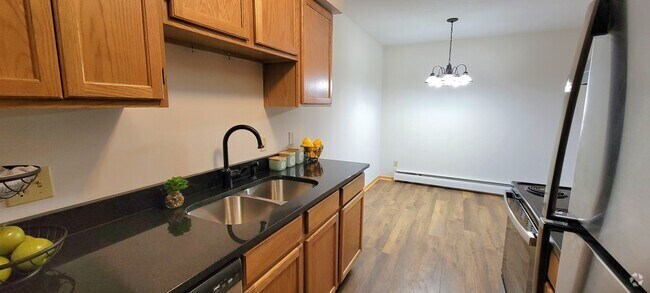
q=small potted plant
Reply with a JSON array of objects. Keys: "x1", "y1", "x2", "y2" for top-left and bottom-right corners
[{"x1": 163, "y1": 176, "x2": 189, "y2": 209}]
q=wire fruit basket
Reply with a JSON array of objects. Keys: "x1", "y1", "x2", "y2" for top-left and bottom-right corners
[
  {"x1": 0, "y1": 226, "x2": 68, "y2": 287},
  {"x1": 0, "y1": 166, "x2": 41, "y2": 200},
  {"x1": 302, "y1": 146, "x2": 323, "y2": 162}
]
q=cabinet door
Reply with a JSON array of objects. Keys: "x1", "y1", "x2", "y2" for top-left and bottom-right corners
[
  {"x1": 253, "y1": 0, "x2": 299, "y2": 55},
  {"x1": 0, "y1": 0, "x2": 62, "y2": 99},
  {"x1": 169, "y1": 0, "x2": 250, "y2": 40},
  {"x1": 305, "y1": 214, "x2": 338, "y2": 293},
  {"x1": 245, "y1": 244, "x2": 304, "y2": 293},
  {"x1": 339, "y1": 191, "x2": 363, "y2": 283},
  {"x1": 301, "y1": 0, "x2": 331, "y2": 105},
  {"x1": 54, "y1": 0, "x2": 165, "y2": 100}
]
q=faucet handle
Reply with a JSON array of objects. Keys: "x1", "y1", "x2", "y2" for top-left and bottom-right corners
[{"x1": 250, "y1": 161, "x2": 260, "y2": 179}]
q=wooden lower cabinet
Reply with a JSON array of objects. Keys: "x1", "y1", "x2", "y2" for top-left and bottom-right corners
[
  {"x1": 245, "y1": 244, "x2": 304, "y2": 293},
  {"x1": 305, "y1": 214, "x2": 339, "y2": 293},
  {"x1": 339, "y1": 191, "x2": 363, "y2": 283},
  {"x1": 244, "y1": 173, "x2": 365, "y2": 293}
]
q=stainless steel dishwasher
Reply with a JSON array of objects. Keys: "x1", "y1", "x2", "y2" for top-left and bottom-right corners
[{"x1": 189, "y1": 259, "x2": 242, "y2": 293}]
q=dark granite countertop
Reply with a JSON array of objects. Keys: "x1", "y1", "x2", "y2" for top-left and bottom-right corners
[{"x1": 6, "y1": 159, "x2": 368, "y2": 292}]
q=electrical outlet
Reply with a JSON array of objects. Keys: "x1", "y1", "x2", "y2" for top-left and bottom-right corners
[
  {"x1": 260, "y1": 137, "x2": 267, "y2": 152},
  {"x1": 394, "y1": 161, "x2": 399, "y2": 168},
  {"x1": 5, "y1": 166, "x2": 54, "y2": 207},
  {"x1": 288, "y1": 131, "x2": 294, "y2": 145}
]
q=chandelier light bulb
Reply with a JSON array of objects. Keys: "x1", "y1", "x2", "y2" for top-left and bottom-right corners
[
  {"x1": 425, "y1": 74, "x2": 436, "y2": 85},
  {"x1": 424, "y1": 18, "x2": 472, "y2": 88},
  {"x1": 442, "y1": 74, "x2": 454, "y2": 84},
  {"x1": 460, "y1": 72, "x2": 472, "y2": 84}
]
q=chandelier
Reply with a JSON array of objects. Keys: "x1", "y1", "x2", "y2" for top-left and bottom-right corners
[{"x1": 425, "y1": 18, "x2": 473, "y2": 88}]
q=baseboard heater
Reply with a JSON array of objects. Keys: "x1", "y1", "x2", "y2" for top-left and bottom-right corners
[{"x1": 393, "y1": 170, "x2": 512, "y2": 195}]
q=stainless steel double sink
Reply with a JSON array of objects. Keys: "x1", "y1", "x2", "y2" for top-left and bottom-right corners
[{"x1": 187, "y1": 179, "x2": 316, "y2": 225}]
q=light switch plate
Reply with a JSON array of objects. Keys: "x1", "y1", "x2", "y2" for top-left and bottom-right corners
[{"x1": 5, "y1": 166, "x2": 54, "y2": 207}]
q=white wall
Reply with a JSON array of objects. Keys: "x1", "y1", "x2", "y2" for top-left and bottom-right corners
[
  {"x1": 380, "y1": 30, "x2": 582, "y2": 186},
  {"x1": 0, "y1": 15, "x2": 383, "y2": 223}
]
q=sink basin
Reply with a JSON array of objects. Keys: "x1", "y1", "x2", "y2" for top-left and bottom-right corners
[
  {"x1": 241, "y1": 179, "x2": 316, "y2": 202},
  {"x1": 188, "y1": 196, "x2": 280, "y2": 225},
  {"x1": 187, "y1": 178, "x2": 316, "y2": 225}
]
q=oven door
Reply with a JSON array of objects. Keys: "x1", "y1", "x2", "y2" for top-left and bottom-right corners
[{"x1": 502, "y1": 191, "x2": 538, "y2": 293}]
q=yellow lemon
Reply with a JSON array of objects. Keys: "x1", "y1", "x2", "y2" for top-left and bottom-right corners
[
  {"x1": 313, "y1": 139, "x2": 323, "y2": 147},
  {"x1": 302, "y1": 137, "x2": 313, "y2": 147}
]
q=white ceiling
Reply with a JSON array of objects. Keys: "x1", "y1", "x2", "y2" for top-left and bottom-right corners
[{"x1": 344, "y1": 0, "x2": 591, "y2": 45}]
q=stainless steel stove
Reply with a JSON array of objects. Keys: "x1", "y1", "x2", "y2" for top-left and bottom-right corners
[{"x1": 501, "y1": 182, "x2": 571, "y2": 293}]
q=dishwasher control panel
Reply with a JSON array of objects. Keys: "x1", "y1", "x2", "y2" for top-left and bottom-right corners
[{"x1": 190, "y1": 259, "x2": 243, "y2": 293}]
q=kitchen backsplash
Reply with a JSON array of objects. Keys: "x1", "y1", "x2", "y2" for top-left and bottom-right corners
[{"x1": 0, "y1": 15, "x2": 383, "y2": 223}]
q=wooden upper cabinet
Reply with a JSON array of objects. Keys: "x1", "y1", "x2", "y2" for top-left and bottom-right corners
[
  {"x1": 253, "y1": 0, "x2": 300, "y2": 55},
  {"x1": 53, "y1": 0, "x2": 165, "y2": 100},
  {"x1": 301, "y1": 0, "x2": 332, "y2": 104},
  {"x1": 169, "y1": 0, "x2": 250, "y2": 40},
  {"x1": 0, "y1": 0, "x2": 62, "y2": 99},
  {"x1": 262, "y1": 0, "x2": 331, "y2": 107}
]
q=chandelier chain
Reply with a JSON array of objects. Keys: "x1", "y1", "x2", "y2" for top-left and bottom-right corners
[
  {"x1": 425, "y1": 17, "x2": 472, "y2": 87},
  {"x1": 448, "y1": 21, "x2": 454, "y2": 64}
]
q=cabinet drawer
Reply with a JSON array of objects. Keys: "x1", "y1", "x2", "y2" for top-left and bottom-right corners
[
  {"x1": 340, "y1": 173, "x2": 364, "y2": 206},
  {"x1": 244, "y1": 216, "x2": 303, "y2": 287},
  {"x1": 305, "y1": 191, "x2": 339, "y2": 235}
]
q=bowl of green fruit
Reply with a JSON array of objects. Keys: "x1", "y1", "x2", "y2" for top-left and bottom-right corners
[{"x1": 0, "y1": 225, "x2": 67, "y2": 286}]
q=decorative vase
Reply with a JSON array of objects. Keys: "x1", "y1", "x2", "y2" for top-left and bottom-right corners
[{"x1": 165, "y1": 191, "x2": 185, "y2": 209}]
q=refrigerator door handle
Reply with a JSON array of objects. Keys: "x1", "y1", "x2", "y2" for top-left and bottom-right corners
[
  {"x1": 536, "y1": 219, "x2": 648, "y2": 293},
  {"x1": 503, "y1": 193, "x2": 537, "y2": 246}
]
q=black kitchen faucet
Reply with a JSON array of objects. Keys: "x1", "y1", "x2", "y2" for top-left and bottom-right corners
[{"x1": 221, "y1": 125, "x2": 265, "y2": 189}]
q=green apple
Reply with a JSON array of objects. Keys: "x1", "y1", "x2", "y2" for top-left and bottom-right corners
[
  {"x1": 11, "y1": 237, "x2": 53, "y2": 272},
  {"x1": 0, "y1": 256, "x2": 10, "y2": 283},
  {"x1": 0, "y1": 226, "x2": 25, "y2": 255}
]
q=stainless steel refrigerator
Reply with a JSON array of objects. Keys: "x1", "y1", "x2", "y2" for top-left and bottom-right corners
[{"x1": 533, "y1": 0, "x2": 649, "y2": 292}]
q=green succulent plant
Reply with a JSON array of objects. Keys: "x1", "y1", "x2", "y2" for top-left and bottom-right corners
[{"x1": 164, "y1": 176, "x2": 189, "y2": 193}]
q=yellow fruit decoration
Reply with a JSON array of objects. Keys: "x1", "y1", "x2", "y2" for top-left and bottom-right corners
[
  {"x1": 313, "y1": 139, "x2": 323, "y2": 147},
  {"x1": 302, "y1": 137, "x2": 314, "y2": 147}
]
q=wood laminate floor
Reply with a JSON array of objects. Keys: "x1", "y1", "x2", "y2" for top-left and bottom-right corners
[{"x1": 338, "y1": 180, "x2": 507, "y2": 293}]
